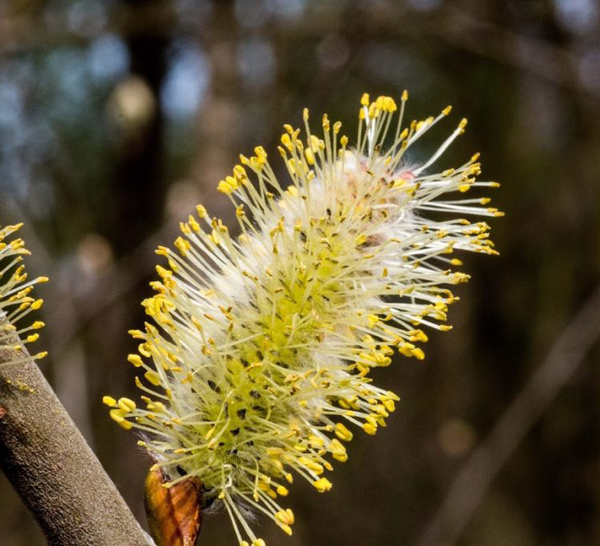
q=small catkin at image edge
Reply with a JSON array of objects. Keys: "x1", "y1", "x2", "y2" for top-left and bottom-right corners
[
  {"x1": 105, "y1": 92, "x2": 502, "y2": 546},
  {"x1": 0, "y1": 223, "x2": 47, "y2": 367}
]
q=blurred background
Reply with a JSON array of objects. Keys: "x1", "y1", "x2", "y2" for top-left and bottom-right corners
[{"x1": 1, "y1": 0, "x2": 600, "y2": 544}]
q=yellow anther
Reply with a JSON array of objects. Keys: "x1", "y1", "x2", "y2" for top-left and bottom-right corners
[
  {"x1": 304, "y1": 147, "x2": 315, "y2": 165},
  {"x1": 367, "y1": 314, "x2": 379, "y2": 327},
  {"x1": 276, "y1": 485, "x2": 289, "y2": 496},
  {"x1": 30, "y1": 299, "x2": 43, "y2": 310},
  {"x1": 233, "y1": 164, "x2": 247, "y2": 178},
  {"x1": 287, "y1": 158, "x2": 297, "y2": 175},
  {"x1": 285, "y1": 508, "x2": 295, "y2": 524},
  {"x1": 275, "y1": 509, "x2": 294, "y2": 525},
  {"x1": 377, "y1": 355, "x2": 392, "y2": 367},
  {"x1": 254, "y1": 145, "x2": 267, "y2": 160},
  {"x1": 453, "y1": 272, "x2": 470, "y2": 284},
  {"x1": 335, "y1": 422, "x2": 353, "y2": 442},
  {"x1": 313, "y1": 477, "x2": 333, "y2": 493},
  {"x1": 385, "y1": 96, "x2": 397, "y2": 111},
  {"x1": 355, "y1": 234, "x2": 367, "y2": 246},
  {"x1": 209, "y1": 229, "x2": 220, "y2": 245},
  {"x1": 174, "y1": 236, "x2": 191, "y2": 256},
  {"x1": 138, "y1": 342, "x2": 152, "y2": 357},
  {"x1": 363, "y1": 422, "x2": 377, "y2": 435},
  {"x1": 408, "y1": 346, "x2": 424, "y2": 363},
  {"x1": 298, "y1": 457, "x2": 324, "y2": 475},
  {"x1": 102, "y1": 395, "x2": 117, "y2": 407},
  {"x1": 150, "y1": 401, "x2": 165, "y2": 412},
  {"x1": 118, "y1": 397, "x2": 136, "y2": 412},
  {"x1": 373, "y1": 404, "x2": 389, "y2": 417},
  {"x1": 281, "y1": 133, "x2": 293, "y2": 150},
  {"x1": 309, "y1": 135, "x2": 323, "y2": 152},
  {"x1": 382, "y1": 399, "x2": 396, "y2": 413},
  {"x1": 217, "y1": 179, "x2": 235, "y2": 195},
  {"x1": 144, "y1": 370, "x2": 162, "y2": 386},
  {"x1": 155, "y1": 265, "x2": 172, "y2": 280},
  {"x1": 366, "y1": 414, "x2": 378, "y2": 426},
  {"x1": 329, "y1": 439, "x2": 348, "y2": 462},
  {"x1": 109, "y1": 409, "x2": 132, "y2": 430},
  {"x1": 188, "y1": 216, "x2": 200, "y2": 232},
  {"x1": 266, "y1": 447, "x2": 283, "y2": 457}
]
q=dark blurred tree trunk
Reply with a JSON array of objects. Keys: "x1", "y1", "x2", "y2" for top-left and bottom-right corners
[
  {"x1": 191, "y1": 0, "x2": 241, "y2": 218},
  {"x1": 109, "y1": 0, "x2": 173, "y2": 255},
  {"x1": 86, "y1": 1, "x2": 175, "y2": 527}
]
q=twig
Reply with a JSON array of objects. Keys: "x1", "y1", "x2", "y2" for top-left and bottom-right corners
[
  {"x1": 418, "y1": 284, "x2": 600, "y2": 546},
  {"x1": 0, "y1": 341, "x2": 151, "y2": 545}
]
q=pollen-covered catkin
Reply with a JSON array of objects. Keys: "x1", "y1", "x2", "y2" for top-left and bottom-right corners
[
  {"x1": 106, "y1": 93, "x2": 500, "y2": 545},
  {"x1": 0, "y1": 224, "x2": 47, "y2": 366}
]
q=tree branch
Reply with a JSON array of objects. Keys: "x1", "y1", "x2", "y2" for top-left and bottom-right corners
[
  {"x1": 0, "y1": 342, "x2": 151, "y2": 545},
  {"x1": 418, "y1": 284, "x2": 600, "y2": 546}
]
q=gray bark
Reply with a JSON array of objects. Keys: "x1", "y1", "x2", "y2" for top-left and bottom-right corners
[{"x1": 0, "y1": 344, "x2": 150, "y2": 545}]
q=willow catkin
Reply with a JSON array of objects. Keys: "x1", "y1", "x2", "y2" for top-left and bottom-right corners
[{"x1": 106, "y1": 93, "x2": 501, "y2": 545}]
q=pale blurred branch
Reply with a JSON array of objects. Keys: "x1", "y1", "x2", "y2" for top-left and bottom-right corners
[
  {"x1": 418, "y1": 284, "x2": 600, "y2": 546},
  {"x1": 0, "y1": 4, "x2": 595, "y2": 100}
]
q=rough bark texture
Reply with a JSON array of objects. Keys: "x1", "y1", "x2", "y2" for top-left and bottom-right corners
[{"x1": 0, "y1": 345, "x2": 150, "y2": 545}]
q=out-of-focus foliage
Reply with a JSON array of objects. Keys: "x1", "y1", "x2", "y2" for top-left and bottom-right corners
[{"x1": 1, "y1": 0, "x2": 600, "y2": 545}]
